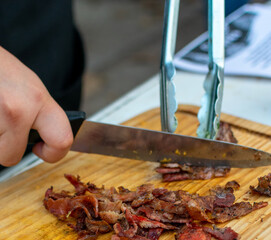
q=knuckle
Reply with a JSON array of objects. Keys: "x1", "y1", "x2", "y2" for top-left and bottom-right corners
[
  {"x1": 0, "y1": 95, "x2": 22, "y2": 123},
  {"x1": 31, "y1": 85, "x2": 45, "y2": 104}
]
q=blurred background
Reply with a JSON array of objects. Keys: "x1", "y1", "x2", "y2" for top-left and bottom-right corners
[{"x1": 74, "y1": 0, "x2": 267, "y2": 117}]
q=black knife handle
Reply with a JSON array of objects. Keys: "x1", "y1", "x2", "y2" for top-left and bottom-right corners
[{"x1": 28, "y1": 111, "x2": 86, "y2": 145}]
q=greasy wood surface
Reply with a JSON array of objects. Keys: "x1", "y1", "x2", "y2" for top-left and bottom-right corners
[{"x1": 1, "y1": 104, "x2": 271, "y2": 240}]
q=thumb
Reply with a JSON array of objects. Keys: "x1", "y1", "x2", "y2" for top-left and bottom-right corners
[{"x1": 32, "y1": 100, "x2": 73, "y2": 163}]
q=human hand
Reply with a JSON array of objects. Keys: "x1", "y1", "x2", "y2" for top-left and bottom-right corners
[{"x1": 0, "y1": 46, "x2": 73, "y2": 166}]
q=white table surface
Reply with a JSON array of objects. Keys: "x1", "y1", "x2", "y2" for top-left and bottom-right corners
[
  {"x1": 1, "y1": 70, "x2": 271, "y2": 181},
  {"x1": 91, "y1": 71, "x2": 271, "y2": 126}
]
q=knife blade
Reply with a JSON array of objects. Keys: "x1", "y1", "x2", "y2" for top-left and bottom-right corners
[{"x1": 28, "y1": 111, "x2": 271, "y2": 168}]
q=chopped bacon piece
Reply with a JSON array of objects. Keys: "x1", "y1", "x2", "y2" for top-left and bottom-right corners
[
  {"x1": 250, "y1": 173, "x2": 271, "y2": 196},
  {"x1": 44, "y1": 186, "x2": 71, "y2": 199},
  {"x1": 113, "y1": 184, "x2": 154, "y2": 203},
  {"x1": 111, "y1": 235, "x2": 148, "y2": 240},
  {"x1": 175, "y1": 225, "x2": 212, "y2": 240},
  {"x1": 181, "y1": 195, "x2": 213, "y2": 223},
  {"x1": 148, "y1": 198, "x2": 187, "y2": 215},
  {"x1": 137, "y1": 206, "x2": 190, "y2": 224},
  {"x1": 99, "y1": 199, "x2": 122, "y2": 212},
  {"x1": 161, "y1": 166, "x2": 230, "y2": 182},
  {"x1": 203, "y1": 226, "x2": 239, "y2": 240},
  {"x1": 147, "y1": 228, "x2": 164, "y2": 240},
  {"x1": 44, "y1": 194, "x2": 98, "y2": 220},
  {"x1": 213, "y1": 201, "x2": 268, "y2": 223},
  {"x1": 131, "y1": 192, "x2": 154, "y2": 208},
  {"x1": 44, "y1": 174, "x2": 267, "y2": 240},
  {"x1": 99, "y1": 211, "x2": 123, "y2": 224},
  {"x1": 64, "y1": 174, "x2": 88, "y2": 195},
  {"x1": 132, "y1": 214, "x2": 176, "y2": 230},
  {"x1": 152, "y1": 188, "x2": 168, "y2": 197},
  {"x1": 85, "y1": 218, "x2": 112, "y2": 234},
  {"x1": 113, "y1": 209, "x2": 138, "y2": 238},
  {"x1": 216, "y1": 122, "x2": 238, "y2": 143},
  {"x1": 158, "y1": 191, "x2": 177, "y2": 203},
  {"x1": 77, "y1": 230, "x2": 98, "y2": 240},
  {"x1": 214, "y1": 192, "x2": 235, "y2": 208},
  {"x1": 225, "y1": 180, "x2": 240, "y2": 191},
  {"x1": 211, "y1": 186, "x2": 236, "y2": 208},
  {"x1": 113, "y1": 191, "x2": 137, "y2": 202}
]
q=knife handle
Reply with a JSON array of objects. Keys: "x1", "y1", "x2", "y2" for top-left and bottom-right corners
[{"x1": 28, "y1": 111, "x2": 86, "y2": 145}]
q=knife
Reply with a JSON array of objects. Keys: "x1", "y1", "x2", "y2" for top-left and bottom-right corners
[{"x1": 28, "y1": 111, "x2": 271, "y2": 168}]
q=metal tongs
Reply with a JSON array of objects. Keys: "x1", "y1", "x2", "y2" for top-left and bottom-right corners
[{"x1": 160, "y1": 0, "x2": 225, "y2": 140}]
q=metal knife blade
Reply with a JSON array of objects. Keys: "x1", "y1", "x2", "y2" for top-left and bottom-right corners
[{"x1": 70, "y1": 120, "x2": 271, "y2": 168}]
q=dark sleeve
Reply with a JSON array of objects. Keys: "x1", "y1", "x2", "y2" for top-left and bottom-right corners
[{"x1": 0, "y1": 0, "x2": 85, "y2": 110}]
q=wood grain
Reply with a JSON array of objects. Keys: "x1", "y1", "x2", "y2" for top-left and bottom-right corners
[{"x1": 1, "y1": 104, "x2": 271, "y2": 240}]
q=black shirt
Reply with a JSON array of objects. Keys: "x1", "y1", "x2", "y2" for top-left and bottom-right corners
[{"x1": 0, "y1": 0, "x2": 84, "y2": 110}]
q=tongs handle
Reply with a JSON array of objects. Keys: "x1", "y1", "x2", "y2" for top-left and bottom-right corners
[
  {"x1": 197, "y1": 0, "x2": 225, "y2": 139},
  {"x1": 160, "y1": 0, "x2": 180, "y2": 133},
  {"x1": 211, "y1": 0, "x2": 225, "y2": 69}
]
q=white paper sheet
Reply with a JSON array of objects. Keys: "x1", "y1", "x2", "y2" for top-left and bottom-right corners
[{"x1": 173, "y1": 4, "x2": 271, "y2": 78}]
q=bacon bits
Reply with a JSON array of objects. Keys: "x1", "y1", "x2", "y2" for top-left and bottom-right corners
[
  {"x1": 250, "y1": 173, "x2": 271, "y2": 196},
  {"x1": 156, "y1": 164, "x2": 231, "y2": 182},
  {"x1": 44, "y1": 176, "x2": 267, "y2": 240}
]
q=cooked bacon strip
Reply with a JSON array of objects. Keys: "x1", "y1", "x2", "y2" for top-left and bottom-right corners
[
  {"x1": 44, "y1": 186, "x2": 71, "y2": 199},
  {"x1": 211, "y1": 186, "x2": 236, "y2": 208},
  {"x1": 131, "y1": 192, "x2": 154, "y2": 208},
  {"x1": 137, "y1": 206, "x2": 190, "y2": 224},
  {"x1": 44, "y1": 175, "x2": 267, "y2": 240},
  {"x1": 250, "y1": 173, "x2": 271, "y2": 196},
  {"x1": 77, "y1": 230, "x2": 98, "y2": 240},
  {"x1": 147, "y1": 228, "x2": 164, "y2": 240},
  {"x1": 132, "y1": 214, "x2": 176, "y2": 230},
  {"x1": 181, "y1": 195, "x2": 213, "y2": 223},
  {"x1": 99, "y1": 199, "x2": 122, "y2": 212},
  {"x1": 64, "y1": 174, "x2": 88, "y2": 195},
  {"x1": 175, "y1": 225, "x2": 212, "y2": 240},
  {"x1": 162, "y1": 166, "x2": 230, "y2": 182},
  {"x1": 111, "y1": 235, "x2": 148, "y2": 240},
  {"x1": 113, "y1": 184, "x2": 154, "y2": 203},
  {"x1": 213, "y1": 201, "x2": 268, "y2": 223},
  {"x1": 216, "y1": 122, "x2": 238, "y2": 143},
  {"x1": 203, "y1": 226, "x2": 239, "y2": 240},
  {"x1": 67, "y1": 215, "x2": 86, "y2": 232},
  {"x1": 214, "y1": 192, "x2": 235, "y2": 208},
  {"x1": 152, "y1": 188, "x2": 168, "y2": 197},
  {"x1": 85, "y1": 218, "x2": 112, "y2": 234},
  {"x1": 64, "y1": 174, "x2": 116, "y2": 199},
  {"x1": 158, "y1": 190, "x2": 177, "y2": 203},
  {"x1": 44, "y1": 195, "x2": 98, "y2": 220},
  {"x1": 99, "y1": 211, "x2": 123, "y2": 224},
  {"x1": 225, "y1": 180, "x2": 240, "y2": 191},
  {"x1": 148, "y1": 198, "x2": 187, "y2": 215},
  {"x1": 114, "y1": 209, "x2": 138, "y2": 238},
  {"x1": 113, "y1": 191, "x2": 137, "y2": 202}
]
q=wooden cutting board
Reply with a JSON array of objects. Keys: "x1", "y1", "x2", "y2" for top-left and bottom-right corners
[{"x1": 1, "y1": 104, "x2": 271, "y2": 240}]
